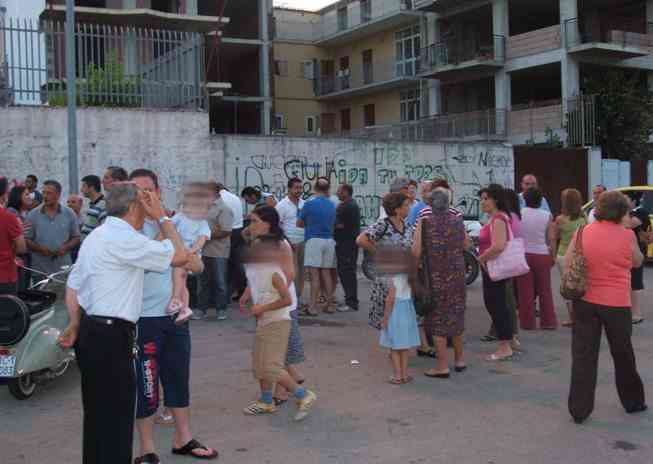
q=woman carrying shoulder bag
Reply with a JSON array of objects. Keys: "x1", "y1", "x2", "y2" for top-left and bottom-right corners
[{"x1": 566, "y1": 191, "x2": 647, "y2": 424}]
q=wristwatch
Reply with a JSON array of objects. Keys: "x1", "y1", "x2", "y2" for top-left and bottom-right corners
[{"x1": 158, "y1": 216, "x2": 172, "y2": 225}]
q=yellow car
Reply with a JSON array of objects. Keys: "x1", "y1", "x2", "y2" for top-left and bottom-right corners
[{"x1": 582, "y1": 186, "x2": 653, "y2": 259}]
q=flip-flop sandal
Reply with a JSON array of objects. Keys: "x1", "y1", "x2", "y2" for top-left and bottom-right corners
[
  {"x1": 480, "y1": 335, "x2": 498, "y2": 342},
  {"x1": 417, "y1": 348, "x2": 437, "y2": 358},
  {"x1": 273, "y1": 397, "x2": 288, "y2": 406},
  {"x1": 402, "y1": 376, "x2": 414, "y2": 384},
  {"x1": 632, "y1": 318, "x2": 645, "y2": 325},
  {"x1": 424, "y1": 371, "x2": 450, "y2": 379},
  {"x1": 486, "y1": 353, "x2": 513, "y2": 362},
  {"x1": 172, "y1": 439, "x2": 219, "y2": 460},
  {"x1": 135, "y1": 453, "x2": 160, "y2": 464},
  {"x1": 387, "y1": 377, "x2": 403, "y2": 385}
]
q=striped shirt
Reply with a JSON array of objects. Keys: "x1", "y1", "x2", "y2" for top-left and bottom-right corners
[
  {"x1": 81, "y1": 195, "x2": 107, "y2": 239},
  {"x1": 417, "y1": 206, "x2": 463, "y2": 221}
]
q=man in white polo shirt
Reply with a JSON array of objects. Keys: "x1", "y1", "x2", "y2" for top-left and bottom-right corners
[
  {"x1": 59, "y1": 183, "x2": 190, "y2": 464},
  {"x1": 276, "y1": 177, "x2": 305, "y2": 304}
]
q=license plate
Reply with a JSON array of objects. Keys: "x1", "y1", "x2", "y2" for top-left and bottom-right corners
[{"x1": 0, "y1": 355, "x2": 16, "y2": 377}]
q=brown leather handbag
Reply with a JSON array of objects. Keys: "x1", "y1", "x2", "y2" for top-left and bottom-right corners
[{"x1": 560, "y1": 226, "x2": 587, "y2": 300}]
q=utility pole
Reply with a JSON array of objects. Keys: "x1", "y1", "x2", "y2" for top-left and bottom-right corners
[{"x1": 65, "y1": 0, "x2": 78, "y2": 194}]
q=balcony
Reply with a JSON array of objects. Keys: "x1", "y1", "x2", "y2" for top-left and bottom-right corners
[
  {"x1": 275, "y1": 0, "x2": 422, "y2": 46},
  {"x1": 418, "y1": 35, "x2": 505, "y2": 83},
  {"x1": 508, "y1": 100, "x2": 563, "y2": 144},
  {"x1": 413, "y1": 0, "x2": 482, "y2": 14},
  {"x1": 347, "y1": 109, "x2": 508, "y2": 141},
  {"x1": 316, "y1": 59, "x2": 421, "y2": 99},
  {"x1": 506, "y1": 25, "x2": 561, "y2": 60},
  {"x1": 564, "y1": 18, "x2": 653, "y2": 60}
]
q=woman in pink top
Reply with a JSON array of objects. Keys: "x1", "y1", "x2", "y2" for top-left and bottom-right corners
[
  {"x1": 477, "y1": 184, "x2": 516, "y2": 362},
  {"x1": 565, "y1": 191, "x2": 646, "y2": 424},
  {"x1": 516, "y1": 188, "x2": 557, "y2": 330}
]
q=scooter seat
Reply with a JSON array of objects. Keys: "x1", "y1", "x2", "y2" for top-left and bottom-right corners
[
  {"x1": 17, "y1": 290, "x2": 57, "y2": 316},
  {"x1": 0, "y1": 295, "x2": 30, "y2": 346}
]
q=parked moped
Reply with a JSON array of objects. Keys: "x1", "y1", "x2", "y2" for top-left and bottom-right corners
[{"x1": 0, "y1": 266, "x2": 74, "y2": 400}]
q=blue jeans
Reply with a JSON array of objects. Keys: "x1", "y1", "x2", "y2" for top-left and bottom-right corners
[{"x1": 198, "y1": 256, "x2": 229, "y2": 313}]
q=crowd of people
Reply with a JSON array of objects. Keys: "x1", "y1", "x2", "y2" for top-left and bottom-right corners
[{"x1": 0, "y1": 168, "x2": 650, "y2": 463}]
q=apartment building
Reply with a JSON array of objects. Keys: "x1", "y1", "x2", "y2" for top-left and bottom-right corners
[
  {"x1": 273, "y1": 0, "x2": 428, "y2": 136},
  {"x1": 274, "y1": 0, "x2": 653, "y2": 145},
  {"x1": 36, "y1": 0, "x2": 272, "y2": 134}
]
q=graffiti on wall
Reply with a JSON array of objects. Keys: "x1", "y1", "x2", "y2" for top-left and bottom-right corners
[{"x1": 226, "y1": 139, "x2": 513, "y2": 224}]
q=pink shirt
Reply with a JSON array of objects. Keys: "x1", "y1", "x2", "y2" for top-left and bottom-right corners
[
  {"x1": 479, "y1": 213, "x2": 511, "y2": 256},
  {"x1": 582, "y1": 221, "x2": 634, "y2": 308}
]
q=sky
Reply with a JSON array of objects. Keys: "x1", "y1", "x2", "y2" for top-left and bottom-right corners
[{"x1": 273, "y1": 0, "x2": 334, "y2": 11}]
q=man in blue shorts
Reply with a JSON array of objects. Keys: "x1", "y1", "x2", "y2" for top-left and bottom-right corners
[{"x1": 130, "y1": 169, "x2": 218, "y2": 464}]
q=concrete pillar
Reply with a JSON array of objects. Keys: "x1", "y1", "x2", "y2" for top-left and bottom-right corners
[
  {"x1": 424, "y1": 13, "x2": 441, "y2": 116},
  {"x1": 185, "y1": 0, "x2": 198, "y2": 15},
  {"x1": 492, "y1": 0, "x2": 509, "y2": 38},
  {"x1": 259, "y1": 0, "x2": 272, "y2": 135},
  {"x1": 560, "y1": 0, "x2": 580, "y2": 115},
  {"x1": 428, "y1": 80, "x2": 441, "y2": 116}
]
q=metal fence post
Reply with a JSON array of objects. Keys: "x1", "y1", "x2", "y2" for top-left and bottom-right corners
[{"x1": 65, "y1": 0, "x2": 78, "y2": 194}]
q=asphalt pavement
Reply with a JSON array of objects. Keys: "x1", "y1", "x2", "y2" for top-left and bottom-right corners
[{"x1": 1, "y1": 269, "x2": 653, "y2": 464}]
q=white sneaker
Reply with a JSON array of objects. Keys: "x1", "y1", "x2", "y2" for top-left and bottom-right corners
[
  {"x1": 294, "y1": 390, "x2": 317, "y2": 421},
  {"x1": 190, "y1": 310, "x2": 207, "y2": 321},
  {"x1": 336, "y1": 305, "x2": 352, "y2": 313},
  {"x1": 216, "y1": 310, "x2": 227, "y2": 320}
]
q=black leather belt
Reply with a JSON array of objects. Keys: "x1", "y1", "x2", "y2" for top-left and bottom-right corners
[{"x1": 84, "y1": 313, "x2": 135, "y2": 330}]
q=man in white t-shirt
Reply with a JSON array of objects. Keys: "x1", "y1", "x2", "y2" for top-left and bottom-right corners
[
  {"x1": 587, "y1": 184, "x2": 607, "y2": 224},
  {"x1": 217, "y1": 183, "x2": 247, "y2": 299},
  {"x1": 276, "y1": 177, "x2": 305, "y2": 304}
]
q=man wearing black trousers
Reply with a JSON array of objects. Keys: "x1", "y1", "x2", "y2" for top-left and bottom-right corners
[
  {"x1": 334, "y1": 183, "x2": 360, "y2": 312},
  {"x1": 58, "y1": 184, "x2": 189, "y2": 464}
]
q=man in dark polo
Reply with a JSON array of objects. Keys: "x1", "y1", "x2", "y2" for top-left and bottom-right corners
[
  {"x1": 25, "y1": 180, "x2": 80, "y2": 275},
  {"x1": 334, "y1": 183, "x2": 360, "y2": 312}
]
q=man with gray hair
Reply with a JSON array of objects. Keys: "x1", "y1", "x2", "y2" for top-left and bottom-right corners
[
  {"x1": 379, "y1": 176, "x2": 411, "y2": 220},
  {"x1": 58, "y1": 182, "x2": 191, "y2": 464}
]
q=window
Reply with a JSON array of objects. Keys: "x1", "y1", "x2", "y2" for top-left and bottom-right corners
[
  {"x1": 320, "y1": 113, "x2": 336, "y2": 134},
  {"x1": 337, "y1": 6, "x2": 348, "y2": 31},
  {"x1": 338, "y1": 56, "x2": 350, "y2": 90},
  {"x1": 362, "y1": 49, "x2": 373, "y2": 84},
  {"x1": 300, "y1": 60, "x2": 315, "y2": 79},
  {"x1": 274, "y1": 60, "x2": 288, "y2": 77},
  {"x1": 273, "y1": 114, "x2": 285, "y2": 130},
  {"x1": 395, "y1": 24, "x2": 421, "y2": 77},
  {"x1": 340, "y1": 108, "x2": 351, "y2": 132},
  {"x1": 305, "y1": 115, "x2": 317, "y2": 135},
  {"x1": 360, "y1": 0, "x2": 371, "y2": 23},
  {"x1": 400, "y1": 88, "x2": 421, "y2": 122},
  {"x1": 363, "y1": 104, "x2": 375, "y2": 127}
]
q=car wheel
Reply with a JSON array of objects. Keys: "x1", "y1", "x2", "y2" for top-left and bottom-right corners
[{"x1": 8, "y1": 374, "x2": 37, "y2": 400}]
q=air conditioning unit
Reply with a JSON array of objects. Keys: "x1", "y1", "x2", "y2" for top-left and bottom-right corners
[
  {"x1": 344, "y1": 68, "x2": 351, "y2": 76},
  {"x1": 302, "y1": 61, "x2": 315, "y2": 80},
  {"x1": 337, "y1": 70, "x2": 344, "y2": 77}
]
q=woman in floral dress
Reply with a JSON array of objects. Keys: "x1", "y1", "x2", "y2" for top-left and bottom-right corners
[
  {"x1": 357, "y1": 192, "x2": 414, "y2": 330},
  {"x1": 413, "y1": 189, "x2": 467, "y2": 377}
]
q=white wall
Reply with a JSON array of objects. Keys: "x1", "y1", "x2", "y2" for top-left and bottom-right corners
[{"x1": 0, "y1": 106, "x2": 514, "y2": 223}]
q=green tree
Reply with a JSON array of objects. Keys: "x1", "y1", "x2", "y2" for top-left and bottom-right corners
[{"x1": 583, "y1": 69, "x2": 653, "y2": 160}]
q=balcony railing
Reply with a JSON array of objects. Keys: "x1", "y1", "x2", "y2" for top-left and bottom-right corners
[
  {"x1": 1, "y1": 17, "x2": 205, "y2": 108},
  {"x1": 275, "y1": 0, "x2": 414, "y2": 43},
  {"x1": 317, "y1": 58, "x2": 420, "y2": 96},
  {"x1": 419, "y1": 35, "x2": 505, "y2": 73},
  {"x1": 564, "y1": 18, "x2": 653, "y2": 50},
  {"x1": 567, "y1": 95, "x2": 597, "y2": 147},
  {"x1": 347, "y1": 109, "x2": 508, "y2": 141}
]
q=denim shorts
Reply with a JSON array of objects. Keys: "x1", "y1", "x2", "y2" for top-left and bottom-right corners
[{"x1": 135, "y1": 316, "x2": 191, "y2": 419}]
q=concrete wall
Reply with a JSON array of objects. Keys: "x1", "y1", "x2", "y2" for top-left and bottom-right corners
[{"x1": 0, "y1": 106, "x2": 514, "y2": 224}]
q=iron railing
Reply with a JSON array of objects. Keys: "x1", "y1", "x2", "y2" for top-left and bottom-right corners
[
  {"x1": 567, "y1": 95, "x2": 597, "y2": 147},
  {"x1": 317, "y1": 57, "x2": 420, "y2": 96},
  {"x1": 347, "y1": 109, "x2": 508, "y2": 141},
  {"x1": 564, "y1": 18, "x2": 653, "y2": 49},
  {"x1": 275, "y1": 0, "x2": 414, "y2": 43},
  {"x1": 419, "y1": 34, "x2": 505, "y2": 72},
  {"x1": 1, "y1": 17, "x2": 205, "y2": 108}
]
